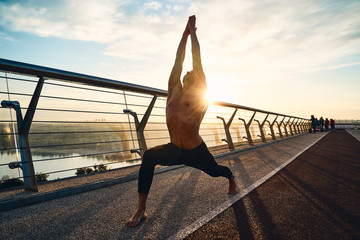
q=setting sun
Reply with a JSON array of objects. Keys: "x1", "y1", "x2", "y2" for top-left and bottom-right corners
[{"x1": 205, "y1": 76, "x2": 240, "y2": 104}]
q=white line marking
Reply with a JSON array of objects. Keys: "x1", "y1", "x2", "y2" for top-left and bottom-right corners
[{"x1": 167, "y1": 133, "x2": 328, "y2": 240}]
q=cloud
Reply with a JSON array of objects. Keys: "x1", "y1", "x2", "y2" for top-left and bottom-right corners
[
  {"x1": 0, "y1": 0, "x2": 190, "y2": 60},
  {"x1": 0, "y1": 0, "x2": 359, "y2": 81},
  {"x1": 194, "y1": 0, "x2": 360, "y2": 82},
  {"x1": 0, "y1": 32, "x2": 16, "y2": 41},
  {"x1": 0, "y1": 0, "x2": 132, "y2": 42},
  {"x1": 308, "y1": 62, "x2": 360, "y2": 72},
  {"x1": 144, "y1": 1, "x2": 162, "y2": 11}
]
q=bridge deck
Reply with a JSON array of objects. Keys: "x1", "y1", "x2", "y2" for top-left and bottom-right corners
[
  {"x1": 0, "y1": 130, "x2": 359, "y2": 240},
  {"x1": 186, "y1": 129, "x2": 360, "y2": 240}
]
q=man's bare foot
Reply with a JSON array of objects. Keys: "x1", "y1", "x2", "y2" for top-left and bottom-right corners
[
  {"x1": 126, "y1": 208, "x2": 148, "y2": 227},
  {"x1": 227, "y1": 176, "x2": 238, "y2": 194}
]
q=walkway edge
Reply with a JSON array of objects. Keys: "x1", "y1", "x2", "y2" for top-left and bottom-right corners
[{"x1": 167, "y1": 132, "x2": 329, "y2": 240}]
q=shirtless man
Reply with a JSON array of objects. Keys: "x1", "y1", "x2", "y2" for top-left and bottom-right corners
[{"x1": 126, "y1": 15, "x2": 237, "y2": 227}]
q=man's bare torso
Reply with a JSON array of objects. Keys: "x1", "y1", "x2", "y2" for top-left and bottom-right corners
[{"x1": 166, "y1": 83, "x2": 206, "y2": 149}]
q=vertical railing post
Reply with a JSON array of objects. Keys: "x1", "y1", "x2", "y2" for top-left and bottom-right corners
[
  {"x1": 295, "y1": 119, "x2": 301, "y2": 134},
  {"x1": 283, "y1": 118, "x2": 291, "y2": 137},
  {"x1": 288, "y1": 119, "x2": 292, "y2": 135},
  {"x1": 304, "y1": 120, "x2": 308, "y2": 133},
  {"x1": 299, "y1": 119, "x2": 305, "y2": 133},
  {"x1": 239, "y1": 111, "x2": 256, "y2": 145},
  {"x1": 1, "y1": 76, "x2": 45, "y2": 191},
  {"x1": 306, "y1": 120, "x2": 311, "y2": 133},
  {"x1": 293, "y1": 118, "x2": 299, "y2": 135},
  {"x1": 297, "y1": 119, "x2": 302, "y2": 134},
  {"x1": 254, "y1": 114, "x2": 269, "y2": 143},
  {"x1": 292, "y1": 118, "x2": 297, "y2": 135},
  {"x1": 298, "y1": 120, "x2": 303, "y2": 133},
  {"x1": 217, "y1": 109, "x2": 237, "y2": 150},
  {"x1": 277, "y1": 116, "x2": 285, "y2": 138},
  {"x1": 302, "y1": 120, "x2": 307, "y2": 133},
  {"x1": 303, "y1": 120, "x2": 307, "y2": 133},
  {"x1": 306, "y1": 120, "x2": 310, "y2": 133},
  {"x1": 303, "y1": 120, "x2": 308, "y2": 133},
  {"x1": 292, "y1": 119, "x2": 299, "y2": 135},
  {"x1": 289, "y1": 118, "x2": 296, "y2": 135},
  {"x1": 267, "y1": 115, "x2": 278, "y2": 140},
  {"x1": 123, "y1": 96, "x2": 157, "y2": 157}
]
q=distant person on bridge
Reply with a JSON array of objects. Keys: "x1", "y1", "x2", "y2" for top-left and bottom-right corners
[
  {"x1": 325, "y1": 118, "x2": 329, "y2": 131},
  {"x1": 126, "y1": 15, "x2": 238, "y2": 227},
  {"x1": 319, "y1": 117, "x2": 324, "y2": 132},
  {"x1": 311, "y1": 115, "x2": 317, "y2": 133},
  {"x1": 330, "y1": 119, "x2": 335, "y2": 130}
]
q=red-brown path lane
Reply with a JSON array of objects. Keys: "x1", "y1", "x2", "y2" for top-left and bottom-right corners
[{"x1": 186, "y1": 130, "x2": 360, "y2": 240}]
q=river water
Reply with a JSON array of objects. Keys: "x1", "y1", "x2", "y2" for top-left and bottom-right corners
[{"x1": 0, "y1": 152, "x2": 141, "y2": 180}]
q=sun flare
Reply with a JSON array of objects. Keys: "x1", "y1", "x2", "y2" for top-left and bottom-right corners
[{"x1": 205, "y1": 76, "x2": 239, "y2": 104}]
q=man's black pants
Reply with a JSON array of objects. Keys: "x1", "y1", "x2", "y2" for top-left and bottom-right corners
[{"x1": 138, "y1": 141, "x2": 233, "y2": 194}]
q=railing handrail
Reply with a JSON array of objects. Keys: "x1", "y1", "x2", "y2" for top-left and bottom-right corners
[
  {"x1": 0, "y1": 58, "x2": 307, "y2": 120},
  {"x1": 0, "y1": 58, "x2": 168, "y2": 97}
]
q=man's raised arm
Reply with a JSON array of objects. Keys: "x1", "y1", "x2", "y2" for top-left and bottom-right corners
[
  {"x1": 189, "y1": 15, "x2": 205, "y2": 81},
  {"x1": 168, "y1": 20, "x2": 190, "y2": 95}
]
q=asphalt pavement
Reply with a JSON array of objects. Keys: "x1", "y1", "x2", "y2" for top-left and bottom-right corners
[{"x1": 185, "y1": 129, "x2": 360, "y2": 240}]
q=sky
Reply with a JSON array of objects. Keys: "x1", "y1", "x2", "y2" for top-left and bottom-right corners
[{"x1": 0, "y1": 0, "x2": 359, "y2": 120}]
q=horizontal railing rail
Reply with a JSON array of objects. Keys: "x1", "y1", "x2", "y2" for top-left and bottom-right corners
[{"x1": 0, "y1": 58, "x2": 310, "y2": 191}]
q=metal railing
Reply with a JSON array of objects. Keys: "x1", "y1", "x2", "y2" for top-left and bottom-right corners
[{"x1": 0, "y1": 58, "x2": 310, "y2": 191}]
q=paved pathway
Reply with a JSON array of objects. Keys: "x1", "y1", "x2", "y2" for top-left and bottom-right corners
[
  {"x1": 185, "y1": 130, "x2": 360, "y2": 240},
  {"x1": 2, "y1": 131, "x2": 357, "y2": 239}
]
